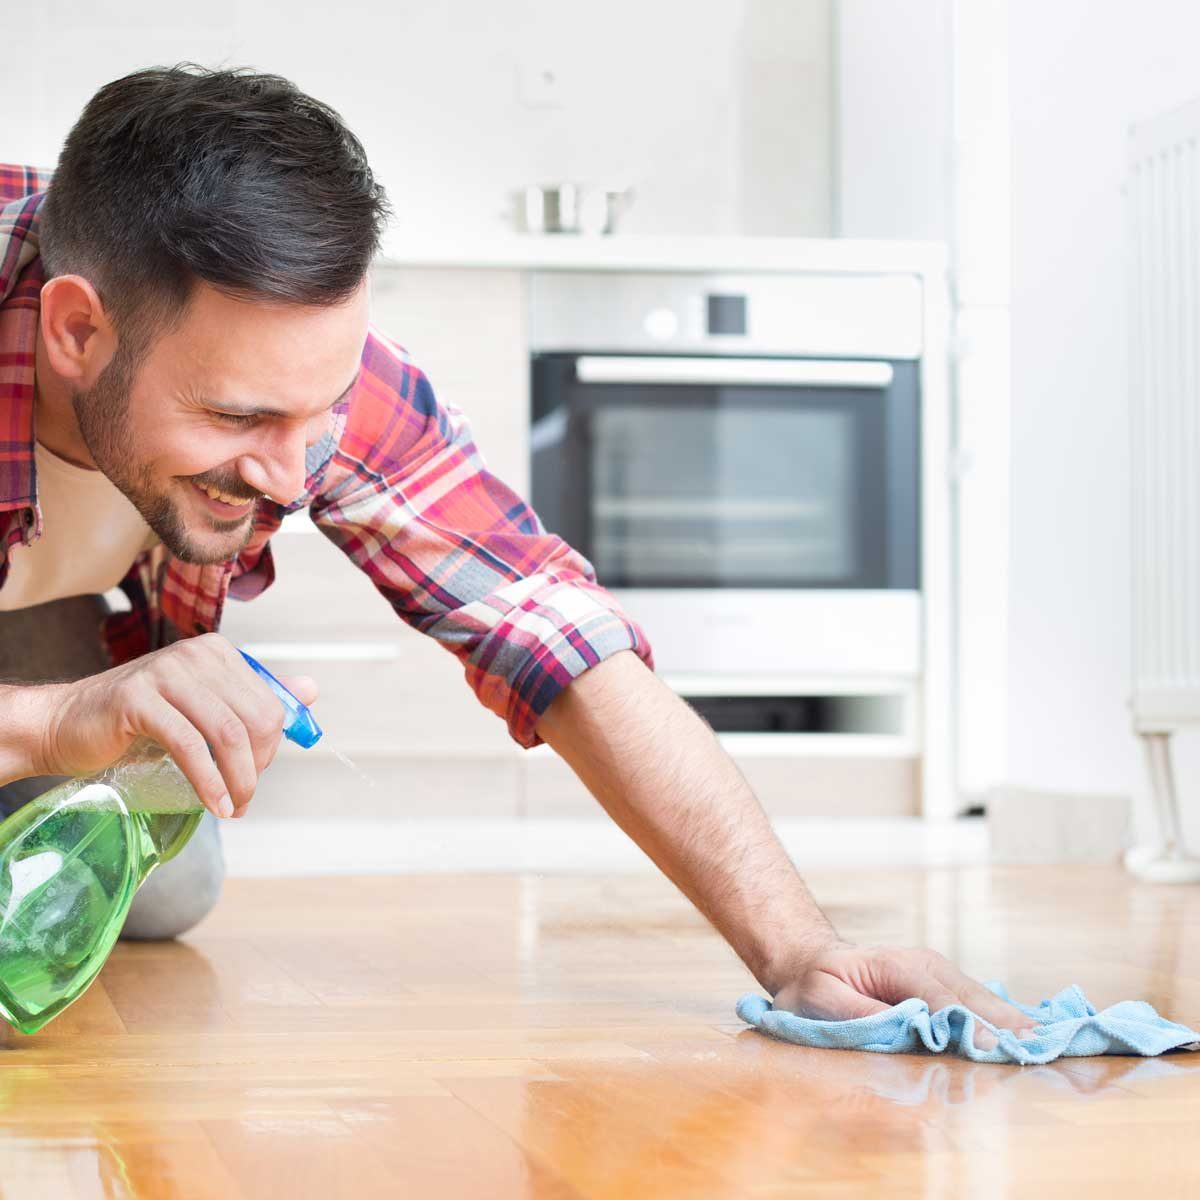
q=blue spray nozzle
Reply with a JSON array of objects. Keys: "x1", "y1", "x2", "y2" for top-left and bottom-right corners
[{"x1": 237, "y1": 650, "x2": 323, "y2": 749}]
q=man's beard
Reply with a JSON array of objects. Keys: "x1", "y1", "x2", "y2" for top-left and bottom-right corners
[{"x1": 72, "y1": 347, "x2": 260, "y2": 566}]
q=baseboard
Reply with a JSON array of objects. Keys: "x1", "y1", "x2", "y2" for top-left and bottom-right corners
[{"x1": 987, "y1": 786, "x2": 1130, "y2": 864}]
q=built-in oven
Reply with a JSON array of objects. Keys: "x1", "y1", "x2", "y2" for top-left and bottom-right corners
[{"x1": 529, "y1": 270, "x2": 927, "y2": 701}]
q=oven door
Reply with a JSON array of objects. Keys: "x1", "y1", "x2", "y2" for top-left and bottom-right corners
[{"x1": 531, "y1": 354, "x2": 920, "y2": 592}]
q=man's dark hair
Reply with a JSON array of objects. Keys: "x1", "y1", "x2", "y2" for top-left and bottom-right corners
[{"x1": 39, "y1": 64, "x2": 390, "y2": 357}]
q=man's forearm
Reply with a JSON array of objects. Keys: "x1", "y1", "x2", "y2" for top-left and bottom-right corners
[{"x1": 533, "y1": 651, "x2": 839, "y2": 993}]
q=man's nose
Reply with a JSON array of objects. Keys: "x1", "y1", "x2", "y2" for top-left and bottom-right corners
[{"x1": 238, "y1": 428, "x2": 309, "y2": 506}]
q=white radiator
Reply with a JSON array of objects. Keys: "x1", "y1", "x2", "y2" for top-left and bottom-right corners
[{"x1": 1127, "y1": 98, "x2": 1200, "y2": 733}]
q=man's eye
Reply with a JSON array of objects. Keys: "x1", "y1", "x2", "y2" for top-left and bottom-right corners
[{"x1": 212, "y1": 411, "x2": 257, "y2": 427}]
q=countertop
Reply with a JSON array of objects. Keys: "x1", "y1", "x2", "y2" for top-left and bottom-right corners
[{"x1": 376, "y1": 231, "x2": 949, "y2": 277}]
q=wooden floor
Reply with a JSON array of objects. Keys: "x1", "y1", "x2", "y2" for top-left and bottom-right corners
[{"x1": 1, "y1": 865, "x2": 1199, "y2": 1198}]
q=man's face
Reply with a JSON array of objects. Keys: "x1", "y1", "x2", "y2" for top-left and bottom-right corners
[{"x1": 74, "y1": 281, "x2": 369, "y2": 565}]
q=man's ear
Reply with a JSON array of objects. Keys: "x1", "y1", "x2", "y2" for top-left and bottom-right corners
[{"x1": 39, "y1": 275, "x2": 118, "y2": 387}]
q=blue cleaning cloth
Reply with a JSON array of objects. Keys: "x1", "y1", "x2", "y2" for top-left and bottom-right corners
[{"x1": 736, "y1": 982, "x2": 1200, "y2": 1065}]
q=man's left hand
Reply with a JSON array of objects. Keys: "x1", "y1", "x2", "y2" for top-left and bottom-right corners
[{"x1": 769, "y1": 942, "x2": 1037, "y2": 1049}]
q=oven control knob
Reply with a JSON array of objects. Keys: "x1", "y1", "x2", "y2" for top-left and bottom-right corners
[{"x1": 643, "y1": 307, "x2": 679, "y2": 340}]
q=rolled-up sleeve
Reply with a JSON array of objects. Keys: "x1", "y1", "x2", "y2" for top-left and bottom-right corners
[{"x1": 310, "y1": 329, "x2": 654, "y2": 747}]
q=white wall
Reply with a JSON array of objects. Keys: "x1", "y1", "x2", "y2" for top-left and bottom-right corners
[
  {"x1": 2, "y1": 0, "x2": 832, "y2": 238},
  {"x1": 834, "y1": 0, "x2": 951, "y2": 240},
  {"x1": 1007, "y1": 0, "x2": 1200, "y2": 843},
  {"x1": 838, "y1": 2, "x2": 1200, "y2": 840}
]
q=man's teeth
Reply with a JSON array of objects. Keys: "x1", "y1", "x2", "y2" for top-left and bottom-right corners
[{"x1": 197, "y1": 482, "x2": 249, "y2": 506}]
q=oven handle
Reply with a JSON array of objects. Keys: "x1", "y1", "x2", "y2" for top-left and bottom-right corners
[{"x1": 574, "y1": 356, "x2": 894, "y2": 388}]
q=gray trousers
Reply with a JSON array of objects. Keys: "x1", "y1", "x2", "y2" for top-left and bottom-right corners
[{"x1": 0, "y1": 596, "x2": 225, "y2": 939}]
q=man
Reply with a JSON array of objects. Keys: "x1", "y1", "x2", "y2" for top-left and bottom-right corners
[{"x1": 0, "y1": 65, "x2": 1033, "y2": 1039}]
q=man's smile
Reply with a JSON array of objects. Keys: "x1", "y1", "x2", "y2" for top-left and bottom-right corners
[{"x1": 189, "y1": 479, "x2": 257, "y2": 518}]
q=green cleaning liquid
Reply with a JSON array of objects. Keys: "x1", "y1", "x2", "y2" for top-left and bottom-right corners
[{"x1": 0, "y1": 746, "x2": 204, "y2": 1034}]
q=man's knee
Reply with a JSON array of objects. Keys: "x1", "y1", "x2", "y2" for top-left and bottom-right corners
[{"x1": 120, "y1": 812, "x2": 225, "y2": 941}]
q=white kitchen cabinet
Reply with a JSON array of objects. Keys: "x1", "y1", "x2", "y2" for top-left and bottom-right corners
[{"x1": 223, "y1": 248, "x2": 942, "y2": 825}]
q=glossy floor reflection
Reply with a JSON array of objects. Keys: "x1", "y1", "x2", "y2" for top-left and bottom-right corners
[{"x1": 0, "y1": 866, "x2": 1198, "y2": 1197}]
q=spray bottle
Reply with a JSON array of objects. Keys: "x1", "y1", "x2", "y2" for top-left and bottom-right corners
[{"x1": 0, "y1": 650, "x2": 320, "y2": 1034}]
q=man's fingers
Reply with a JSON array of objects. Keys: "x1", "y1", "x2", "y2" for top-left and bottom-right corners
[
  {"x1": 776, "y1": 975, "x2": 893, "y2": 1021},
  {"x1": 916, "y1": 985, "x2": 963, "y2": 1017},
  {"x1": 218, "y1": 669, "x2": 287, "y2": 774},
  {"x1": 910, "y1": 980, "x2": 1008, "y2": 1049},
  {"x1": 973, "y1": 1026, "x2": 999, "y2": 1051},
  {"x1": 827, "y1": 989, "x2": 892, "y2": 1021},
  {"x1": 161, "y1": 683, "x2": 260, "y2": 811},
  {"x1": 960, "y1": 983, "x2": 1036, "y2": 1033},
  {"x1": 136, "y1": 700, "x2": 232, "y2": 818},
  {"x1": 277, "y1": 673, "x2": 319, "y2": 707},
  {"x1": 932, "y1": 962, "x2": 1038, "y2": 1034}
]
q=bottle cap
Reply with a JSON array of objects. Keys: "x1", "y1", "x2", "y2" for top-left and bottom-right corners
[{"x1": 237, "y1": 650, "x2": 323, "y2": 749}]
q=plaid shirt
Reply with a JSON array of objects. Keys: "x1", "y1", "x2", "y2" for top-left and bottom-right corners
[{"x1": 0, "y1": 164, "x2": 652, "y2": 747}]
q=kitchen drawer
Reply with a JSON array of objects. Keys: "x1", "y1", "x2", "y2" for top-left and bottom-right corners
[
  {"x1": 231, "y1": 645, "x2": 515, "y2": 760},
  {"x1": 248, "y1": 747, "x2": 520, "y2": 820},
  {"x1": 519, "y1": 745, "x2": 919, "y2": 819}
]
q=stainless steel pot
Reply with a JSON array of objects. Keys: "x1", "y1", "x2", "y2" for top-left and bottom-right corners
[{"x1": 518, "y1": 183, "x2": 634, "y2": 235}]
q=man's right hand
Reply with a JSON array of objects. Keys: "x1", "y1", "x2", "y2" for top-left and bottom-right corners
[{"x1": 17, "y1": 633, "x2": 318, "y2": 819}]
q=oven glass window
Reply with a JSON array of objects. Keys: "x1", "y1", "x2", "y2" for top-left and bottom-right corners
[
  {"x1": 590, "y1": 405, "x2": 856, "y2": 586},
  {"x1": 530, "y1": 355, "x2": 919, "y2": 590}
]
